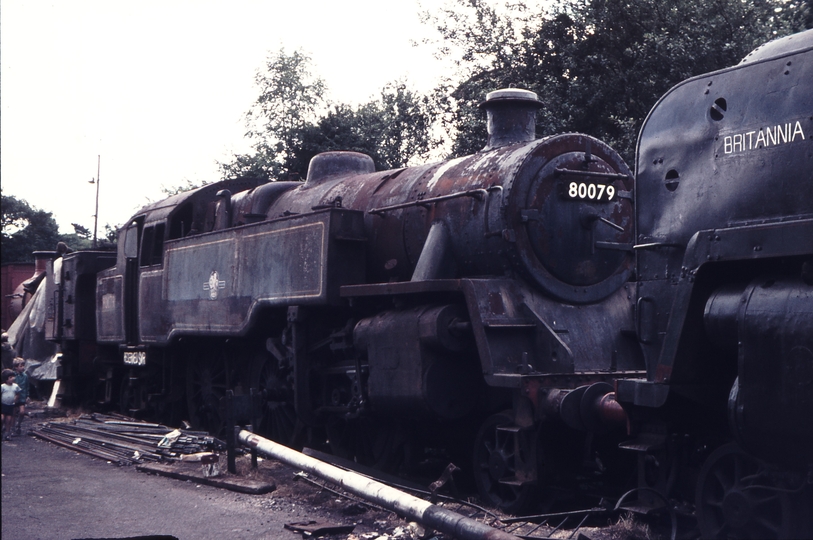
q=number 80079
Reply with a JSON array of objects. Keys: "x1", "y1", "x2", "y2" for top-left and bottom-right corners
[{"x1": 566, "y1": 182, "x2": 616, "y2": 201}]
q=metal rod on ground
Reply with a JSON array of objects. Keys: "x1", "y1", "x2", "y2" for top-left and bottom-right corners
[
  {"x1": 33, "y1": 431, "x2": 129, "y2": 464},
  {"x1": 239, "y1": 430, "x2": 520, "y2": 540}
]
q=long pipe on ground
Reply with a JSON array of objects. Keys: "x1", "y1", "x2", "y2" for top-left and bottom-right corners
[{"x1": 238, "y1": 430, "x2": 519, "y2": 540}]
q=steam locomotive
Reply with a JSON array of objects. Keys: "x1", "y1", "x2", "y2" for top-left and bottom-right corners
[{"x1": 38, "y1": 29, "x2": 812, "y2": 538}]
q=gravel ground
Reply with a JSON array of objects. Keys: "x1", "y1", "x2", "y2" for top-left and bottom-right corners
[
  {"x1": 1, "y1": 409, "x2": 416, "y2": 540},
  {"x1": 2, "y1": 404, "x2": 677, "y2": 540}
]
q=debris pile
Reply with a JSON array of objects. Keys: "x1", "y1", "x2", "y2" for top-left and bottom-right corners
[{"x1": 31, "y1": 412, "x2": 225, "y2": 465}]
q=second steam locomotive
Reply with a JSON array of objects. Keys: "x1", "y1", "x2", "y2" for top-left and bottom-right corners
[{"x1": 37, "y1": 30, "x2": 812, "y2": 538}]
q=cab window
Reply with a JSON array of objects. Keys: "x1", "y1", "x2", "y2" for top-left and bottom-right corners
[
  {"x1": 123, "y1": 225, "x2": 139, "y2": 259},
  {"x1": 139, "y1": 223, "x2": 165, "y2": 267}
]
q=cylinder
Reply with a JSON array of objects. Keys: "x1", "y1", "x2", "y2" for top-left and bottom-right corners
[{"x1": 703, "y1": 283, "x2": 747, "y2": 352}]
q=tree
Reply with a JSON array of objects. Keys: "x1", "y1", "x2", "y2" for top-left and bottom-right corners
[
  {"x1": 424, "y1": 0, "x2": 812, "y2": 162},
  {"x1": 369, "y1": 82, "x2": 438, "y2": 168},
  {"x1": 1, "y1": 192, "x2": 117, "y2": 262},
  {"x1": 1, "y1": 192, "x2": 62, "y2": 263},
  {"x1": 220, "y1": 48, "x2": 328, "y2": 181},
  {"x1": 294, "y1": 81, "x2": 438, "y2": 172},
  {"x1": 71, "y1": 223, "x2": 92, "y2": 239},
  {"x1": 220, "y1": 52, "x2": 439, "y2": 181},
  {"x1": 161, "y1": 179, "x2": 207, "y2": 197},
  {"x1": 103, "y1": 224, "x2": 118, "y2": 246}
]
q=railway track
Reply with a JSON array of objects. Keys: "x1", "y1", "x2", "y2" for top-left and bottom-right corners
[{"x1": 26, "y1": 412, "x2": 681, "y2": 539}]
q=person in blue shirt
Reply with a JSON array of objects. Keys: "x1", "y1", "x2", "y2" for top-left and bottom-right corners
[
  {"x1": 12, "y1": 358, "x2": 29, "y2": 435},
  {"x1": 1, "y1": 369, "x2": 21, "y2": 441}
]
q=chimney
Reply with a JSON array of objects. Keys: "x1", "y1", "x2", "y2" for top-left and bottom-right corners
[
  {"x1": 32, "y1": 251, "x2": 57, "y2": 275},
  {"x1": 479, "y1": 88, "x2": 543, "y2": 151}
]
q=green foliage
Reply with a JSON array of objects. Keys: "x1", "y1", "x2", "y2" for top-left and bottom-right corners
[
  {"x1": 217, "y1": 152, "x2": 275, "y2": 182},
  {"x1": 161, "y1": 179, "x2": 207, "y2": 197},
  {"x1": 58, "y1": 233, "x2": 94, "y2": 251},
  {"x1": 2, "y1": 192, "x2": 40, "y2": 233},
  {"x1": 295, "y1": 82, "x2": 437, "y2": 172},
  {"x1": 220, "y1": 50, "x2": 438, "y2": 180},
  {"x1": 425, "y1": 0, "x2": 811, "y2": 162},
  {"x1": 1, "y1": 192, "x2": 61, "y2": 263},
  {"x1": 103, "y1": 224, "x2": 118, "y2": 246},
  {"x1": 71, "y1": 223, "x2": 92, "y2": 239},
  {"x1": 209, "y1": 0, "x2": 813, "y2": 186},
  {"x1": 1, "y1": 192, "x2": 116, "y2": 262},
  {"x1": 222, "y1": 48, "x2": 327, "y2": 181}
]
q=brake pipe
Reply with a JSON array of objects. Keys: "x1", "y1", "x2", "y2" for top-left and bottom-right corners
[{"x1": 238, "y1": 430, "x2": 520, "y2": 540}]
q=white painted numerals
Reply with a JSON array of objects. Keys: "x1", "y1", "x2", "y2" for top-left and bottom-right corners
[
  {"x1": 123, "y1": 351, "x2": 146, "y2": 366},
  {"x1": 567, "y1": 182, "x2": 615, "y2": 201}
]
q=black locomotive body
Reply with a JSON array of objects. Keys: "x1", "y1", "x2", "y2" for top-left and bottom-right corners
[
  {"x1": 613, "y1": 29, "x2": 813, "y2": 538},
  {"x1": 619, "y1": 30, "x2": 813, "y2": 537},
  {"x1": 39, "y1": 30, "x2": 812, "y2": 538}
]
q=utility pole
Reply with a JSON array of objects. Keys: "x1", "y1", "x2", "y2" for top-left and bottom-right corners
[{"x1": 91, "y1": 155, "x2": 100, "y2": 248}]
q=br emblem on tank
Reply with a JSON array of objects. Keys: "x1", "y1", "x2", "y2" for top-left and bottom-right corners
[{"x1": 203, "y1": 270, "x2": 226, "y2": 300}]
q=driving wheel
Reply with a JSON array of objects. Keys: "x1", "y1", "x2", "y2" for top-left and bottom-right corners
[
  {"x1": 473, "y1": 412, "x2": 535, "y2": 513},
  {"x1": 186, "y1": 344, "x2": 232, "y2": 437},
  {"x1": 327, "y1": 416, "x2": 412, "y2": 473},
  {"x1": 248, "y1": 349, "x2": 297, "y2": 446},
  {"x1": 695, "y1": 443, "x2": 796, "y2": 539}
]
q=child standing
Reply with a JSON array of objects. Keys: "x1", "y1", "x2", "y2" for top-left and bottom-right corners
[
  {"x1": 1, "y1": 369, "x2": 21, "y2": 441},
  {"x1": 12, "y1": 358, "x2": 29, "y2": 435}
]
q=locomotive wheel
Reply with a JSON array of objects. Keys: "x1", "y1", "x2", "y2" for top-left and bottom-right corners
[
  {"x1": 695, "y1": 443, "x2": 796, "y2": 539},
  {"x1": 327, "y1": 417, "x2": 411, "y2": 473},
  {"x1": 248, "y1": 352, "x2": 297, "y2": 447},
  {"x1": 186, "y1": 347, "x2": 232, "y2": 437},
  {"x1": 473, "y1": 412, "x2": 535, "y2": 514},
  {"x1": 120, "y1": 370, "x2": 140, "y2": 417}
]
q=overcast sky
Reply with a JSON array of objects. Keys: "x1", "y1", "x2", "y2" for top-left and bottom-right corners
[{"x1": 1, "y1": 0, "x2": 456, "y2": 234}]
